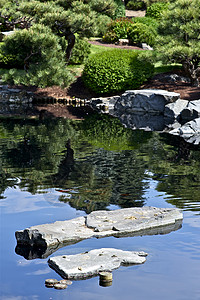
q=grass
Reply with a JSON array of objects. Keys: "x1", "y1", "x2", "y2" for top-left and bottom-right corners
[{"x1": 154, "y1": 61, "x2": 182, "y2": 75}]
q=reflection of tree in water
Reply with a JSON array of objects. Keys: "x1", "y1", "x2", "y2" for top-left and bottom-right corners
[
  {"x1": 56, "y1": 148, "x2": 147, "y2": 213},
  {"x1": 141, "y1": 133, "x2": 200, "y2": 210},
  {"x1": 1, "y1": 114, "x2": 199, "y2": 213}
]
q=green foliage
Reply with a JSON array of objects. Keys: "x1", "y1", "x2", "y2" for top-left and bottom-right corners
[
  {"x1": 0, "y1": 0, "x2": 123, "y2": 88},
  {"x1": 146, "y1": 2, "x2": 169, "y2": 19},
  {"x1": 155, "y1": 0, "x2": 200, "y2": 85},
  {"x1": 126, "y1": 0, "x2": 146, "y2": 10},
  {"x1": 69, "y1": 36, "x2": 91, "y2": 65},
  {"x1": 102, "y1": 16, "x2": 157, "y2": 45},
  {"x1": 0, "y1": 44, "x2": 17, "y2": 68},
  {"x1": 113, "y1": 0, "x2": 126, "y2": 19},
  {"x1": 95, "y1": 14, "x2": 112, "y2": 36},
  {"x1": 82, "y1": 49, "x2": 154, "y2": 95},
  {"x1": 102, "y1": 18, "x2": 133, "y2": 42},
  {"x1": 128, "y1": 22, "x2": 156, "y2": 46},
  {"x1": 89, "y1": 0, "x2": 117, "y2": 17},
  {"x1": 143, "y1": 0, "x2": 169, "y2": 7},
  {"x1": 132, "y1": 16, "x2": 158, "y2": 30},
  {"x1": 0, "y1": 24, "x2": 74, "y2": 87}
]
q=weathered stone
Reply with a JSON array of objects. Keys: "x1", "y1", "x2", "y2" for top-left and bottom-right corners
[
  {"x1": 113, "y1": 89, "x2": 180, "y2": 116},
  {"x1": 48, "y1": 248, "x2": 148, "y2": 280},
  {"x1": 45, "y1": 278, "x2": 58, "y2": 287},
  {"x1": 180, "y1": 100, "x2": 200, "y2": 121},
  {"x1": 86, "y1": 207, "x2": 182, "y2": 233},
  {"x1": 118, "y1": 39, "x2": 129, "y2": 45},
  {"x1": 54, "y1": 283, "x2": 67, "y2": 289},
  {"x1": 141, "y1": 43, "x2": 153, "y2": 50},
  {"x1": 164, "y1": 99, "x2": 189, "y2": 119},
  {"x1": 15, "y1": 207, "x2": 183, "y2": 255},
  {"x1": 169, "y1": 118, "x2": 200, "y2": 145}
]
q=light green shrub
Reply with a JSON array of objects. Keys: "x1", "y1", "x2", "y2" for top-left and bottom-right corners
[
  {"x1": 146, "y1": 2, "x2": 169, "y2": 19},
  {"x1": 128, "y1": 22, "x2": 156, "y2": 46},
  {"x1": 82, "y1": 49, "x2": 154, "y2": 95}
]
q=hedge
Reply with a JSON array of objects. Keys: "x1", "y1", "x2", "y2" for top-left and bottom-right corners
[{"x1": 82, "y1": 49, "x2": 154, "y2": 95}]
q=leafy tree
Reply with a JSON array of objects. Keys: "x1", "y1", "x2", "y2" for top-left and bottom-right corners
[
  {"x1": 156, "y1": 0, "x2": 200, "y2": 86},
  {"x1": 0, "y1": 0, "x2": 125, "y2": 86}
]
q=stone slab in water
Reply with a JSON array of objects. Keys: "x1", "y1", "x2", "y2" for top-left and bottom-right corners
[
  {"x1": 15, "y1": 207, "x2": 183, "y2": 251},
  {"x1": 48, "y1": 248, "x2": 147, "y2": 280}
]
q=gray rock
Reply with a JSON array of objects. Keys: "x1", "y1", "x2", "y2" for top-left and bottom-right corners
[
  {"x1": 159, "y1": 74, "x2": 190, "y2": 84},
  {"x1": 114, "y1": 89, "x2": 180, "y2": 115},
  {"x1": 180, "y1": 100, "x2": 200, "y2": 121},
  {"x1": 169, "y1": 118, "x2": 200, "y2": 144},
  {"x1": 141, "y1": 43, "x2": 153, "y2": 50},
  {"x1": 48, "y1": 248, "x2": 147, "y2": 280},
  {"x1": 164, "y1": 99, "x2": 188, "y2": 119},
  {"x1": 15, "y1": 207, "x2": 183, "y2": 252}
]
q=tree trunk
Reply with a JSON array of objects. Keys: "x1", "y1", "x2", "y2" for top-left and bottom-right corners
[
  {"x1": 65, "y1": 32, "x2": 75, "y2": 64},
  {"x1": 183, "y1": 61, "x2": 199, "y2": 87}
]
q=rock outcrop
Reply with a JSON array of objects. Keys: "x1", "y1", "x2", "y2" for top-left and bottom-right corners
[{"x1": 89, "y1": 89, "x2": 200, "y2": 144}]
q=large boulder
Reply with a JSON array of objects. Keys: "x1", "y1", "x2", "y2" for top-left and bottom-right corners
[{"x1": 114, "y1": 89, "x2": 180, "y2": 115}]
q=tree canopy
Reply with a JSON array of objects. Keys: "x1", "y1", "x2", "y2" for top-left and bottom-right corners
[
  {"x1": 156, "y1": 0, "x2": 200, "y2": 86},
  {"x1": 0, "y1": 0, "x2": 125, "y2": 87}
]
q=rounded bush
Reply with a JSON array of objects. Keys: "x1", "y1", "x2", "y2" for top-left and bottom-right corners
[
  {"x1": 82, "y1": 49, "x2": 154, "y2": 95},
  {"x1": 127, "y1": 22, "x2": 156, "y2": 46}
]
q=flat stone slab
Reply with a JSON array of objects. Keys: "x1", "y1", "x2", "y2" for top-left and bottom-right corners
[
  {"x1": 15, "y1": 207, "x2": 183, "y2": 254},
  {"x1": 48, "y1": 248, "x2": 148, "y2": 280}
]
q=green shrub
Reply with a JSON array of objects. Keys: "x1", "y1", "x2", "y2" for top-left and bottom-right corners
[
  {"x1": 69, "y1": 36, "x2": 91, "y2": 65},
  {"x1": 102, "y1": 18, "x2": 132, "y2": 42},
  {"x1": 0, "y1": 24, "x2": 74, "y2": 87},
  {"x1": 82, "y1": 49, "x2": 154, "y2": 95},
  {"x1": 102, "y1": 31, "x2": 118, "y2": 43},
  {"x1": 126, "y1": 0, "x2": 146, "y2": 10},
  {"x1": 146, "y1": 2, "x2": 169, "y2": 19},
  {"x1": 114, "y1": 0, "x2": 126, "y2": 19},
  {"x1": 132, "y1": 16, "x2": 158, "y2": 30},
  {"x1": 128, "y1": 22, "x2": 156, "y2": 46},
  {"x1": 95, "y1": 14, "x2": 112, "y2": 37}
]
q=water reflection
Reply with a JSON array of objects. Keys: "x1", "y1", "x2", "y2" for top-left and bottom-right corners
[{"x1": 0, "y1": 113, "x2": 200, "y2": 213}]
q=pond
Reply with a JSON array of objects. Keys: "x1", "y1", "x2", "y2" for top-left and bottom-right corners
[{"x1": 0, "y1": 112, "x2": 200, "y2": 300}]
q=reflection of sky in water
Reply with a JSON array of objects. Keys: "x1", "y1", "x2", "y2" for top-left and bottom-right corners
[{"x1": 1, "y1": 175, "x2": 200, "y2": 300}]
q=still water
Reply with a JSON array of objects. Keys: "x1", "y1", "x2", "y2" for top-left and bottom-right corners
[{"x1": 0, "y1": 113, "x2": 200, "y2": 300}]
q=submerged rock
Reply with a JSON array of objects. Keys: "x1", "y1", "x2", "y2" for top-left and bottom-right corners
[{"x1": 48, "y1": 248, "x2": 147, "y2": 280}]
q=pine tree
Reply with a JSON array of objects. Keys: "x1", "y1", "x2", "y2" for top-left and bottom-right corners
[{"x1": 156, "y1": 0, "x2": 200, "y2": 86}]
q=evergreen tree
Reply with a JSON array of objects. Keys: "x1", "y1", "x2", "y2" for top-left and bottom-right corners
[{"x1": 156, "y1": 0, "x2": 200, "y2": 86}]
